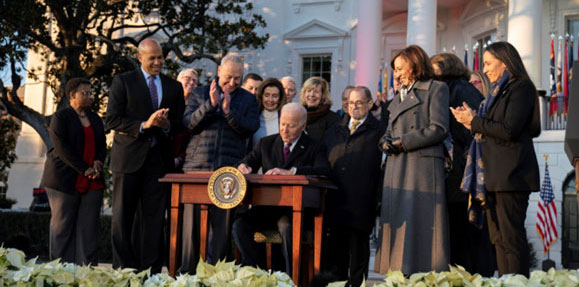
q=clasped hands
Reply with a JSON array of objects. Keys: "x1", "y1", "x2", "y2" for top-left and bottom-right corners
[
  {"x1": 143, "y1": 108, "x2": 170, "y2": 130},
  {"x1": 379, "y1": 135, "x2": 403, "y2": 155},
  {"x1": 450, "y1": 102, "x2": 476, "y2": 131},
  {"x1": 84, "y1": 160, "x2": 103, "y2": 179},
  {"x1": 237, "y1": 163, "x2": 293, "y2": 175},
  {"x1": 209, "y1": 80, "x2": 231, "y2": 114}
]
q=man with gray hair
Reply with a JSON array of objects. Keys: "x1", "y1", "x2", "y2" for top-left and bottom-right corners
[
  {"x1": 234, "y1": 102, "x2": 329, "y2": 274},
  {"x1": 280, "y1": 76, "x2": 298, "y2": 102},
  {"x1": 182, "y1": 53, "x2": 259, "y2": 267}
]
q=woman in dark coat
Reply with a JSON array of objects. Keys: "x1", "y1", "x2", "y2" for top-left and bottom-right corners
[
  {"x1": 299, "y1": 76, "x2": 340, "y2": 142},
  {"x1": 40, "y1": 78, "x2": 106, "y2": 265},
  {"x1": 375, "y1": 45, "x2": 450, "y2": 275},
  {"x1": 431, "y1": 53, "x2": 496, "y2": 276},
  {"x1": 325, "y1": 86, "x2": 385, "y2": 286},
  {"x1": 451, "y1": 41, "x2": 540, "y2": 277}
]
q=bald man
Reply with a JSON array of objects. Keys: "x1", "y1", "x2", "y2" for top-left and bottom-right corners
[{"x1": 106, "y1": 38, "x2": 185, "y2": 273}]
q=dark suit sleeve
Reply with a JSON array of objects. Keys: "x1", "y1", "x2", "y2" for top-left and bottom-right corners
[
  {"x1": 401, "y1": 82, "x2": 449, "y2": 151},
  {"x1": 166, "y1": 82, "x2": 185, "y2": 135},
  {"x1": 50, "y1": 112, "x2": 89, "y2": 174},
  {"x1": 296, "y1": 143, "x2": 330, "y2": 177},
  {"x1": 182, "y1": 90, "x2": 217, "y2": 131},
  {"x1": 471, "y1": 80, "x2": 536, "y2": 141},
  {"x1": 223, "y1": 94, "x2": 260, "y2": 137},
  {"x1": 105, "y1": 74, "x2": 142, "y2": 137},
  {"x1": 238, "y1": 138, "x2": 264, "y2": 172}
]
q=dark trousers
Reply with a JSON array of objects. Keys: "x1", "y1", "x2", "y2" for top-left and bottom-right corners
[
  {"x1": 46, "y1": 188, "x2": 103, "y2": 265},
  {"x1": 206, "y1": 206, "x2": 235, "y2": 264},
  {"x1": 326, "y1": 225, "x2": 370, "y2": 287},
  {"x1": 447, "y1": 201, "x2": 496, "y2": 277},
  {"x1": 111, "y1": 149, "x2": 168, "y2": 274},
  {"x1": 486, "y1": 191, "x2": 530, "y2": 277},
  {"x1": 179, "y1": 204, "x2": 200, "y2": 273},
  {"x1": 232, "y1": 207, "x2": 292, "y2": 274}
]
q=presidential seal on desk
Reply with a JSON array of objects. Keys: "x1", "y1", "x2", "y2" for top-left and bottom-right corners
[{"x1": 208, "y1": 166, "x2": 247, "y2": 209}]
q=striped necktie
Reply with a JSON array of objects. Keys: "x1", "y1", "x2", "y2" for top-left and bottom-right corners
[{"x1": 350, "y1": 119, "x2": 360, "y2": 135}]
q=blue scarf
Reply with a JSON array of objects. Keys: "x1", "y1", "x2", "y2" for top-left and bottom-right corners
[{"x1": 461, "y1": 71, "x2": 510, "y2": 228}]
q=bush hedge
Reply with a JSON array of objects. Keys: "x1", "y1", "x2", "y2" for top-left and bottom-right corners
[{"x1": 0, "y1": 212, "x2": 112, "y2": 262}]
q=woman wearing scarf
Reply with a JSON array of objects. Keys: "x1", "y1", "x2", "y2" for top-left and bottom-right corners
[
  {"x1": 430, "y1": 53, "x2": 495, "y2": 276},
  {"x1": 299, "y1": 77, "x2": 340, "y2": 142},
  {"x1": 451, "y1": 41, "x2": 540, "y2": 277},
  {"x1": 375, "y1": 45, "x2": 450, "y2": 275}
]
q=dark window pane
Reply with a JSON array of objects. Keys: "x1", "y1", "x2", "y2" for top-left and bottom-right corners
[
  {"x1": 312, "y1": 57, "x2": 321, "y2": 73},
  {"x1": 322, "y1": 58, "x2": 331, "y2": 72}
]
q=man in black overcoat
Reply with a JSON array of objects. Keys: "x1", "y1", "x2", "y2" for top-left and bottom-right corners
[{"x1": 324, "y1": 86, "x2": 385, "y2": 286}]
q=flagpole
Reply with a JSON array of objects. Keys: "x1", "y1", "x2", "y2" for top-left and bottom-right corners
[{"x1": 541, "y1": 154, "x2": 556, "y2": 270}]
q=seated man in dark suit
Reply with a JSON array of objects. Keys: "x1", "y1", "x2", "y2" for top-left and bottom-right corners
[{"x1": 234, "y1": 102, "x2": 330, "y2": 274}]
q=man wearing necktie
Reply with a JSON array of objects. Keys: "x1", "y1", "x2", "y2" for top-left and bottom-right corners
[
  {"x1": 324, "y1": 86, "x2": 385, "y2": 286},
  {"x1": 106, "y1": 38, "x2": 185, "y2": 273},
  {"x1": 235, "y1": 103, "x2": 330, "y2": 274}
]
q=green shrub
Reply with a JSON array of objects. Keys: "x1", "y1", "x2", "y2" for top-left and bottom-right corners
[{"x1": 0, "y1": 212, "x2": 112, "y2": 262}]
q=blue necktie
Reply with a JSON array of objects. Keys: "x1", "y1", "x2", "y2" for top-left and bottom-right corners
[{"x1": 149, "y1": 75, "x2": 159, "y2": 110}]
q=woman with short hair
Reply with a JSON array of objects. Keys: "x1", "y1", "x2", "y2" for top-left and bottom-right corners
[
  {"x1": 251, "y1": 77, "x2": 287, "y2": 147},
  {"x1": 299, "y1": 76, "x2": 340, "y2": 142},
  {"x1": 40, "y1": 77, "x2": 106, "y2": 265}
]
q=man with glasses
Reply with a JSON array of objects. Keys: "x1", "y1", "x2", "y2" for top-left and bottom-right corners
[{"x1": 324, "y1": 86, "x2": 386, "y2": 286}]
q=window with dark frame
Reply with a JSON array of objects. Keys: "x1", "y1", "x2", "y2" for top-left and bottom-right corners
[{"x1": 302, "y1": 55, "x2": 332, "y2": 88}]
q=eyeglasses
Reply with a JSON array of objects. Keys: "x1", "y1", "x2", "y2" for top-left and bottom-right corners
[
  {"x1": 348, "y1": 101, "x2": 372, "y2": 107},
  {"x1": 470, "y1": 80, "x2": 482, "y2": 85}
]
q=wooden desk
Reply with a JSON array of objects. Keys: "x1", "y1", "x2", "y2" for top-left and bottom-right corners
[{"x1": 160, "y1": 172, "x2": 333, "y2": 284}]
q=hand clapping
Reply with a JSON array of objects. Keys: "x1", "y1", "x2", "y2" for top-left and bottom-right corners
[
  {"x1": 450, "y1": 102, "x2": 476, "y2": 131},
  {"x1": 143, "y1": 108, "x2": 170, "y2": 130}
]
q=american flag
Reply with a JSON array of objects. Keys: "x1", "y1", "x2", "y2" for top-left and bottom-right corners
[{"x1": 536, "y1": 164, "x2": 558, "y2": 253}]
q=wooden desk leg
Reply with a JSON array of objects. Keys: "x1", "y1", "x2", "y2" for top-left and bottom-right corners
[
  {"x1": 291, "y1": 186, "x2": 303, "y2": 284},
  {"x1": 169, "y1": 183, "x2": 182, "y2": 277},
  {"x1": 314, "y1": 211, "x2": 323, "y2": 274},
  {"x1": 200, "y1": 204, "x2": 209, "y2": 261}
]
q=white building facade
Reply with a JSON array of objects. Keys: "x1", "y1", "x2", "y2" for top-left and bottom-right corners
[{"x1": 7, "y1": 0, "x2": 579, "y2": 270}]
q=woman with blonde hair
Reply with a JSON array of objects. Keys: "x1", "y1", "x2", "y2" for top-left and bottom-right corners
[
  {"x1": 470, "y1": 70, "x2": 491, "y2": 98},
  {"x1": 299, "y1": 76, "x2": 340, "y2": 141}
]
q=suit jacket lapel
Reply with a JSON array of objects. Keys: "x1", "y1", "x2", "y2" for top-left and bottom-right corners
[
  {"x1": 160, "y1": 74, "x2": 170, "y2": 108},
  {"x1": 273, "y1": 136, "x2": 285, "y2": 167},
  {"x1": 285, "y1": 133, "x2": 308, "y2": 168},
  {"x1": 136, "y1": 70, "x2": 155, "y2": 113},
  {"x1": 389, "y1": 89, "x2": 421, "y2": 124}
]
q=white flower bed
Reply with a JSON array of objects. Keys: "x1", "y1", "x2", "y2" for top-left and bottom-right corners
[
  {"x1": 0, "y1": 247, "x2": 295, "y2": 286},
  {"x1": 2, "y1": 247, "x2": 579, "y2": 286}
]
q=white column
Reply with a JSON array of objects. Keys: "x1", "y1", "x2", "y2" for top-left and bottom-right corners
[
  {"x1": 507, "y1": 0, "x2": 542, "y2": 85},
  {"x1": 354, "y1": 0, "x2": 382, "y2": 98},
  {"x1": 406, "y1": 0, "x2": 437, "y2": 56}
]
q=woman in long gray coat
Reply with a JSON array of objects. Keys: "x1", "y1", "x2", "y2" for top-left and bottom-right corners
[{"x1": 374, "y1": 45, "x2": 450, "y2": 275}]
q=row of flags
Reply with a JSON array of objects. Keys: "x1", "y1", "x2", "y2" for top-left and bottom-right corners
[{"x1": 549, "y1": 34, "x2": 575, "y2": 116}]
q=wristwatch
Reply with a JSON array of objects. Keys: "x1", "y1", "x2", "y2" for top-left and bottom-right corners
[{"x1": 290, "y1": 167, "x2": 297, "y2": 175}]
